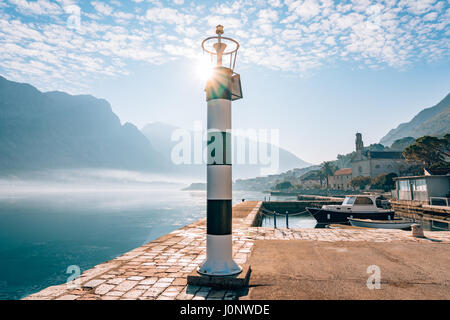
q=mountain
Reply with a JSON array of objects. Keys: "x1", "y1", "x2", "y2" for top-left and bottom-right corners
[
  {"x1": 380, "y1": 93, "x2": 450, "y2": 147},
  {"x1": 0, "y1": 75, "x2": 167, "y2": 173},
  {"x1": 389, "y1": 137, "x2": 416, "y2": 151},
  {"x1": 0, "y1": 75, "x2": 311, "y2": 179},
  {"x1": 234, "y1": 165, "x2": 320, "y2": 191},
  {"x1": 141, "y1": 122, "x2": 313, "y2": 180}
]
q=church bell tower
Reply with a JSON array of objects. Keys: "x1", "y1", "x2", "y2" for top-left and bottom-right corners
[{"x1": 355, "y1": 132, "x2": 364, "y2": 152}]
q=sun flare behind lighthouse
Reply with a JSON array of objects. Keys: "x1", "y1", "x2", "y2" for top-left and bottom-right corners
[{"x1": 194, "y1": 56, "x2": 214, "y2": 83}]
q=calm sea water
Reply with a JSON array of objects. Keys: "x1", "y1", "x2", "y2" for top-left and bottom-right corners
[{"x1": 0, "y1": 187, "x2": 267, "y2": 300}]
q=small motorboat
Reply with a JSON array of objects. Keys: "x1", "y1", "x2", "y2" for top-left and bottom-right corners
[
  {"x1": 306, "y1": 194, "x2": 394, "y2": 224},
  {"x1": 348, "y1": 218, "x2": 415, "y2": 230}
]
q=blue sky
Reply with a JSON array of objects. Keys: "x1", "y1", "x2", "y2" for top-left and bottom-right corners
[{"x1": 0, "y1": 0, "x2": 449, "y2": 164}]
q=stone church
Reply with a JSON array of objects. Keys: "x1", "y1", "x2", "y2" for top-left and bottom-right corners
[{"x1": 351, "y1": 133, "x2": 408, "y2": 178}]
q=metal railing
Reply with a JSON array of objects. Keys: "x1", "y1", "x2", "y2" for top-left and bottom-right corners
[{"x1": 429, "y1": 197, "x2": 450, "y2": 207}]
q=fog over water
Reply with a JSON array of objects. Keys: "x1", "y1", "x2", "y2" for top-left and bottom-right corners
[
  {"x1": 0, "y1": 169, "x2": 267, "y2": 300},
  {"x1": 0, "y1": 168, "x2": 203, "y2": 191}
]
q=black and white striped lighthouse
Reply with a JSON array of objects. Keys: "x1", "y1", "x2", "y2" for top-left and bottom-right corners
[{"x1": 198, "y1": 25, "x2": 243, "y2": 276}]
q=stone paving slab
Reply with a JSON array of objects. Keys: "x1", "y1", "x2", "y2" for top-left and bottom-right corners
[{"x1": 24, "y1": 201, "x2": 450, "y2": 300}]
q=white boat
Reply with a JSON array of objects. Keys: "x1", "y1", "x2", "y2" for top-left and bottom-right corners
[
  {"x1": 348, "y1": 218, "x2": 415, "y2": 229},
  {"x1": 306, "y1": 194, "x2": 394, "y2": 223}
]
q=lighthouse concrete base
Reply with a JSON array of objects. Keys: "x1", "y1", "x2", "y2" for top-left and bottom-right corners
[
  {"x1": 197, "y1": 234, "x2": 242, "y2": 276},
  {"x1": 187, "y1": 264, "x2": 251, "y2": 289}
]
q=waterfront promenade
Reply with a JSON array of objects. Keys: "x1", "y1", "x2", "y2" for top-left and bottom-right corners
[{"x1": 25, "y1": 201, "x2": 450, "y2": 300}]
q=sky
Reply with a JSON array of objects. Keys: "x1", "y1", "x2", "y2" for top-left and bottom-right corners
[{"x1": 0, "y1": 0, "x2": 449, "y2": 164}]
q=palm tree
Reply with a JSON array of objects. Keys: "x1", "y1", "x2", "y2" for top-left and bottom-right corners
[{"x1": 321, "y1": 161, "x2": 337, "y2": 190}]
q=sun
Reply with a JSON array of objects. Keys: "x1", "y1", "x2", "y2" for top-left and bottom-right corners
[{"x1": 194, "y1": 56, "x2": 214, "y2": 83}]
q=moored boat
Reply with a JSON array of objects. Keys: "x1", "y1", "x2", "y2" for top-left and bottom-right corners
[
  {"x1": 306, "y1": 194, "x2": 394, "y2": 224},
  {"x1": 348, "y1": 218, "x2": 415, "y2": 229}
]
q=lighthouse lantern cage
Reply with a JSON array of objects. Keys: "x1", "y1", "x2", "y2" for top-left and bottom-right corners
[{"x1": 202, "y1": 25, "x2": 243, "y2": 101}]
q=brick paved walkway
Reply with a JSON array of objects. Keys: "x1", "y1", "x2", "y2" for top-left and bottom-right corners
[{"x1": 24, "y1": 201, "x2": 450, "y2": 300}]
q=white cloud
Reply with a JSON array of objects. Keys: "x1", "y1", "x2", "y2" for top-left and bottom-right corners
[
  {"x1": 423, "y1": 11, "x2": 438, "y2": 21},
  {"x1": 8, "y1": 0, "x2": 62, "y2": 15},
  {"x1": 399, "y1": 0, "x2": 437, "y2": 15},
  {"x1": 324, "y1": 35, "x2": 335, "y2": 45},
  {"x1": 254, "y1": 8, "x2": 279, "y2": 35},
  {"x1": 0, "y1": 0, "x2": 448, "y2": 91},
  {"x1": 281, "y1": 29, "x2": 302, "y2": 41},
  {"x1": 91, "y1": 1, "x2": 113, "y2": 15},
  {"x1": 203, "y1": 14, "x2": 245, "y2": 30},
  {"x1": 145, "y1": 7, "x2": 194, "y2": 25},
  {"x1": 350, "y1": 0, "x2": 372, "y2": 12},
  {"x1": 258, "y1": 9, "x2": 278, "y2": 23},
  {"x1": 268, "y1": 0, "x2": 282, "y2": 8},
  {"x1": 288, "y1": 0, "x2": 321, "y2": 21}
]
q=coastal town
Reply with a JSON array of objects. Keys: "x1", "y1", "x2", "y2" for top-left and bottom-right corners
[{"x1": 236, "y1": 132, "x2": 449, "y2": 200}]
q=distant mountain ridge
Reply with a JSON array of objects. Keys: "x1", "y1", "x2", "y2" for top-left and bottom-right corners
[
  {"x1": 0, "y1": 75, "x2": 167, "y2": 173},
  {"x1": 380, "y1": 93, "x2": 450, "y2": 147},
  {"x1": 0, "y1": 75, "x2": 311, "y2": 179},
  {"x1": 141, "y1": 122, "x2": 313, "y2": 179}
]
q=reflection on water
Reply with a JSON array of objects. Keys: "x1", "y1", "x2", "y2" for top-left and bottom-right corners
[
  {"x1": 261, "y1": 213, "x2": 318, "y2": 228},
  {"x1": 0, "y1": 187, "x2": 264, "y2": 300},
  {"x1": 260, "y1": 195, "x2": 321, "y2": 228}
]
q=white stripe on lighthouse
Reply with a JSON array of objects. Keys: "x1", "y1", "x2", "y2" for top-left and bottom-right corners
[
  {"x1": 207, "y1": 165, "x2": 232, "y2": 200},
  {"x1": 207, "y1": 99, "x2": 231, "y2": 131}
]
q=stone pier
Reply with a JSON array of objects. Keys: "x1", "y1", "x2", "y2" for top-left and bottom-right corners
[{"x1": 24, "y1": 201, "x2": 450, "y2": 300}]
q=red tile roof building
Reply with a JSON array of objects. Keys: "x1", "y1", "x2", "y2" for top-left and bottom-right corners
[{"x1": 329, "y1": 168, "x2": 353, "y2": 190}]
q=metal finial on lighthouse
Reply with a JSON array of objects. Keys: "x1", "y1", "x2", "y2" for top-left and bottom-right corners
[
  {"x1": 216, "y1": 24, "x2": 224, "y2": 35},
  {"x1": 197, "y1": 26, "x2": 243, "y2": 277}
]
